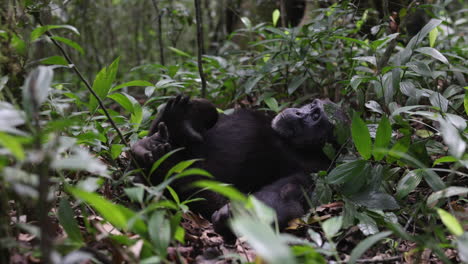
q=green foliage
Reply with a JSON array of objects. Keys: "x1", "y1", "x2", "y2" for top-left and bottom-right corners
[{"x1": 1, "y1": 1, "x2": 467, "y2": 263}]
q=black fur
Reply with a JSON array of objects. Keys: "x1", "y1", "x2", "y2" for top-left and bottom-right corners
[{"x1": 132, "y1": 95, "x2": 340, "y2": 239}]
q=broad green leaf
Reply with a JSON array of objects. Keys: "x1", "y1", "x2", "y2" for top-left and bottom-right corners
[
  {"x1": 373, "y1": 116, "x2": 391, "y2": 161},
  {"x1": 149, "y1": 211, "x2": 170, "y2": 258},
  {"x1": 291, "y1": 245, "x2": 326, "y2": 264},
  {"x1": 351, "y1": 112, "x2": 372, "y2": 160},
  {"x1": 89, "y1": 57, "x2": 120, "y2": 110},
  {"x1": 230, "y1": 215, "x2": 296, "y2": 264},
  {"x1": 264, "y1": 97, "x2": 279, "y2": 112},
  {"x1": 288, "y1": 75, "x2": 307, "y2": 95},
  {"x1": 51, "y1": 36, "x2": 84, "y2": 55},
  {"x1": 437, "y1": 208, "x2": 463, "y2": 236},
  {"x1": 353, "y1": 56, "x2": 377, "y2": 66},
  {"x1": 68, "y1": 187, "x2": 147, "y2": 234},
  {"x1": 40, "y1": 56, "x2": 69, "y2": 66},
  {"x1": 165, "y1": 159, "x2": 201, "y2": 179},
  {"x1": 438, "y1": 117, "x2": 466, "y2": 158},
  {"x1": 326, "y1": 160, "x2": 367, "y2": 185},
  {"x1": 370, "y1": 33, "x2": 399, "y2": 50},
  {"x1": 401, "y1": 19, "x2": 442, "y2": 64},
  {"x1": 272, "y1": 9, "x2": 280, "y2": 27},
  {"x1": 108, "y1": 93, "x2": 134, "y2": 113},
  {"x1": 193, "y1": 180, "x2": 247, "y2": 202},
  {"x1": 124, "y1": 187, "x2": 144, "y2": 203},
  {"x1": 433, "y1": 156, "x2": 457, "y2": 166},
  {"x1": 415, "y1": 47, "x2": 449, "y2": 64},
  {"x1": 427, "y1": 187, "x2": 468, "y2": 207},
  {"x1": 110, "y1": 144, "x2": 124, "y2": 159},
  {"x1": 0, "y1": 132, "x2": 24, "y2": 160},
  {"x1": 348, "y1": 231, "x2": 392, "y2": 264},
  {"x1": 23, "y1": 66, "x2": 53, "y2": 115},
  {"x1": 149, "y1": 148, "x2": 183, "y2": 175},
  {"x1": 31, "y1": 25, "x2": 80, "y2": 41},
  {"x1": 407, "y1": 61, "x2": 433, "y2": 77},
  {"x1": 244, "y1": 75, "x2": 263, "y2": 94},
  {"x1": 111, "y1": 80, "x2": 154, "y2": 92},
  {"x1": 396, "y1": 169, "x2": 424, "y2": 199},
  {"x1": 322, "y1": 216, "x2": 343, "y2": 238},
  {"x1": 357, "y1": 213, "x2": 379, "y2": 236},
  {"x1": 429, "y1": 27, "x2": 438, "y2": 47},
  {"x1": 350, "y1": 190, "x2": 399, "y2": 210},
  {"x1": 168, "y1": 47, "x2": 191, "y2": 57},
  {"x1": 58, "y1": 199, "x2": 84, "y2": 243},
  {"x1": 335, "y1": 36, "x2": 368, "y2": 47}
]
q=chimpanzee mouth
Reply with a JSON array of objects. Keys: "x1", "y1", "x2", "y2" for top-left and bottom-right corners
[{"x1": 311, "y1": 108, "x2": 321, "y2": 121}]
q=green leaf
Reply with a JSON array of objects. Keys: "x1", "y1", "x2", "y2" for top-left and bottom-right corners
[
  {"x1": 373, "y1": 116, "x2": 391, "y2": 161},
  {"x1": 415, "y1": 47, "x2": 449, "y2": 64},
  {"x1": 288, "y1": 75, "x2": 307, "y2": 95},
  {"x1": 335, "y1": 36, "x2": 368, "y2": 47},
  {"x1": 89, "y1": 57, "x2": 120, "y2": 110},
  {"x1": 51, "y1": 36, "x2": 84, "y2": 55},
  {"x1": 326, "y1": 160, "x2": 368, "y2": 185},
  {"x1": 68, "y1": 187, "x2": 147, "y2": 234},
  {"x1": 31, "y1": 25, "x2": 80, "y2": 41},
  {"x1": 0, "y1": 132, "x2": 25, "y2": 160},
  {"x1": 244, "y1": 75, "x2": 263, "y2": 94},
  {"x1": 193, "y1": 180, "x2": 247, "y2": 203},
  {"x1": 427, "y1": 187, "x2": 468, "y2": 207},
  {"x1": 108, "y1": 93, "x2": 134, "y2": 113},
  {"x1": 168, "y1": 47, "x2": 191, "y2": 57},
  {"x1": 370, "y1": 33, "x2": 399, "y2": 50},
  {"x1": 348, "y1": 231, "x2": 392, "y2": 264},
  {"x1": 322, "y1": 216, "x2": 343, "y2": 238},
  {"x1": 149, "y1": 148, "x2": 183, "y2": 175},
  {"x1": 272, "y1": 9, "x2": 280, "y2": 27},
  {"x1": 111, "y1": 80, "x2": 154, "y2": 92},
  {"x1": 124, "y1": 187, "x2": 144, "y2": 203},
  {"x1": 437, "y1": 208, "x2": 463, "y2": 236},
  {"x1": 396, "y1": 169, "x2": 424, "y2": 199},
  {"x1": 230, "y1": 215, "x2": 296, "y2": 264},
  {"x1": 40, "y1": 56, "x2": 69, "y2": 66},
  {"x1": 58, "y1": 198, "x2": 84, "y2": 244},
  {"x1": 148, "y1": 211, "x2": 170, "y2": 258},
  {"x1": 351, "y1": 112, "x2": 372, "y2": 160},
  {"x1": 429, "y1": 27, "x2": 438, "y2": 48},
  {"x1": 110, "y1": 144, "x2": 124, "y2": 159},
  {"x1": 165, "y1": 159, "x2": 201, "y2": 179},
  {"x1": 433, "y1": 156, "x2": 457, "y2": 166},
  {"x1": 264, "y1": 97, "x2": 279, "y2": 112},
  {"x1": 353, "y1": 56, "x2": 377, "y2": 66},
  {"x1": 350, "y1": 190, "x2": 399, "y2": 210}
]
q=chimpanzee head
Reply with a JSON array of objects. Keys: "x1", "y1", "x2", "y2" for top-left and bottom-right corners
[{"x1": 271, "y1": 99, "x2": 347, "y2": 148}]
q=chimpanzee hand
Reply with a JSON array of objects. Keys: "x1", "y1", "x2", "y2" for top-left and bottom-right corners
[
  {"x1": 132, "y1": 122, "x2": 172, "y2": 166},
  {"x1": 158, "y1": 95, "x2": 203, "y2": 144}
]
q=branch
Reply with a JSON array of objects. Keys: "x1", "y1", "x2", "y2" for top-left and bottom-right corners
[
  {"x1": 194, "y1": 0, "x2": 207, "y2": 98},
  {"x1": 35, "y1": 16, "x2": 129, "y2": 150},
  {"x1": 151, "y1": 0, "x2": 165, "y2": 66}
]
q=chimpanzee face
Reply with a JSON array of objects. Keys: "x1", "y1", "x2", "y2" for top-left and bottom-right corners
[{"x1": 271, "y1": 99, "x2": 339, "y2": 147}]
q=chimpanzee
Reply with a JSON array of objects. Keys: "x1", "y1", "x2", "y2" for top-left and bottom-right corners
[{"x1": 131, "y1": 95, "x2": 344, "y2": 240}]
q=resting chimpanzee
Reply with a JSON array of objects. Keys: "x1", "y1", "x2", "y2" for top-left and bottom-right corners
[{"x1": 132, "y1": 95, "x2": 343, "y2": 240}]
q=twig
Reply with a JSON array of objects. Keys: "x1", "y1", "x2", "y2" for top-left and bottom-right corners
[
  {"x1": 34, "y1": 14, "x2": 147, "y2": 179},
  {"x1": 151, "y1": 0, "x2": 165, "y2": 66},
  {"x1": 194, "y1": 0, "x2": 207, "y2": 98},
  {"x1": 355, "y1": 255, "x2": 402, "y2": 263},
  {"x1": 35, "y1": 15, "x2": 129, "y2": 149}
]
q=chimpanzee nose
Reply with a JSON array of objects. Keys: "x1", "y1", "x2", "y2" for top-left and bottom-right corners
[{"x1": 295, "y1": 110, "x2": 305, "y2": 117}]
